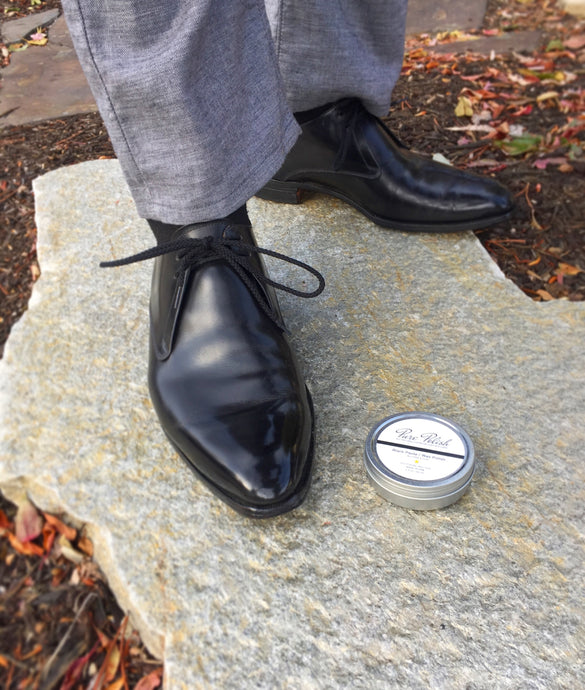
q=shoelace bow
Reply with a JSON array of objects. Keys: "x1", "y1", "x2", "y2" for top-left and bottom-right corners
[{"x1": 100, "y1": 234, "x2": 325, "y2": 331}]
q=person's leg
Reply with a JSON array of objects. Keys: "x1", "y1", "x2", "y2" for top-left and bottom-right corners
[
  {"x1": 61, "y1": 0, "x2": 323, "y2": 517},
  {"x1": 62, "y1": 0, "x2": 300, "y2": 225},
  {"x1": 265, "y1": 0, "x2": 407, "y2": 116},
  {"x1": 260, "y1": 0, "x2": 514, "y2": 232}
]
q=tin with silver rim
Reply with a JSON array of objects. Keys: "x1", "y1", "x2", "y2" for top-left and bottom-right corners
[{"x1": 364, "y1": 412, "x2": 475, "y2": 510}]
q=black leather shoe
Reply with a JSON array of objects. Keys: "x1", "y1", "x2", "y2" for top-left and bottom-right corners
[
  {"x1": 257, "y1": 98, "x2": 514, "y2": 232},
  {"x1": 101, "y1": 218, "x2": 324, "y2": 518}
]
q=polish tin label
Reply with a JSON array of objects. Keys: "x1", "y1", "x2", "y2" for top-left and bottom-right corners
[{"x1": 364, "y1": 412, "x2": 475, "y2": 510}]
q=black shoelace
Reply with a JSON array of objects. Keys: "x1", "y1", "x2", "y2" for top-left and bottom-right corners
[{"x1": 100, "y1": 234, "x2": 325, "y2": 331}]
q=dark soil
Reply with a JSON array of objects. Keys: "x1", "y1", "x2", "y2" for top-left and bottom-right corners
[
  {"x1": 0, "y1": 493, "x2": 162, "y2": 689},
  {"x1": 0, "y1": 114, "x2": 114, "y2": 356}
]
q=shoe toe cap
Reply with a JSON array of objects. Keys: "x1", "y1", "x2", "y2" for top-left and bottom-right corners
[{"x1": 162, "y1": 392, "x2": 314, "y2": 516}]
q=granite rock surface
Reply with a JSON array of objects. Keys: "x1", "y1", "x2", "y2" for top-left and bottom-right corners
[{"x1": 1, "y1": 160, "x2": 584, "y2": 689}]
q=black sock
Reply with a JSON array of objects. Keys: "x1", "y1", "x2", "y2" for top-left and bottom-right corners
[
  {"x1": 294, "y1": 102, "x2": 334, "y2": 125},
  {"x1": 147, "y1": 204, "x2": 249, "y2": 244}
]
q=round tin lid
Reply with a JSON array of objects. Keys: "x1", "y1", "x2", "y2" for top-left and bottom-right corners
[{"x1": 364, "y1": 412, "x2": 475, "y2": 510}]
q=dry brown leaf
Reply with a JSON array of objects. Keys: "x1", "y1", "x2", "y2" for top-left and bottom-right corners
[
  {"x1": 536, "y1": 289, "x2": 555, "y2": 301},
  {"x1": 6, "y1": 530, "x2": 44, "y2": 556},
  {"x1": 104, "y1": 644, "x2": 121, "y2": 682},
  {"x1": 43, "y1": 512, "x2": 77, "y2": 541},
  {"x1": 556, "y1": 262, "x2": 583, "y2": 276}
]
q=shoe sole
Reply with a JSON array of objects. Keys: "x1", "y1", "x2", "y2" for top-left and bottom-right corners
[
  {"x1": 256, "y1": 179, "x2": 513, "y2": 233},
  {"x1": 163, "y1": 388, "x2": 315, "y2": 519}
]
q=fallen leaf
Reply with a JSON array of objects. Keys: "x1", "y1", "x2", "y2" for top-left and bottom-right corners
[
  {"x1": 455, "y1": 95, "x2": 473, "y2": 117},
  {"x1": 533, "y1": 157, "x2": 568, "y2": 169},
  {"x1": 8, "y1": 42, "x2": 28, "y2": 53},
  {"x1": 15, "y1": 500, "x2": 43, "y2": 543},
  {"x1": 556, "y1": 262, "x2": 583, "y2": 276},
  {"x1": 536, "y1": 289, "x2": 555, "y2": 301},
  {"x1": 546, "y1": 39, "x2": 565, "y2": 52},
  {"x1": 105, "y1": 645, "x2": 121, "y2": 682},
  {"x1": 43, "y1": 512, "x2": 77, "y2": 541},
  {"x1": 105, "y1": 679, "x2": 125, "y2": 690},
  {"x1": 536, "y1": 91, "x2": 560, "y2": 103},
  {"x1": 95, "y1": 628, "x2": 111, "y2": 649},
  {"x1": 42, "y1": 522, "x2": 57, "y2": 553},
  {"x1": 7, "y1": 530, "x2": 44, "y2": 556},
  {"x1": 134, "y1": 668, "x2": 164, "y2": 690},
  {"x1": 446, "y1": 124, "x2": 494, "y2": 133},
  {"x1": 432, "y1": 153, "x2": 452, "y2": 166},
  {"x1": 565, "y1": 35, "x2": 585, "y2": 50},
  {"x1": 26, "y1": 30, "x2": 48, "y2": 46},
  {"x1": 495, "y1": 134, "x2": 543, "y2": 156}
]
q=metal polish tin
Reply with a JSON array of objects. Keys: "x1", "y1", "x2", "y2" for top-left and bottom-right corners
[{"x1": 364, "y1": 412, "x2": 475, "y2": 510}]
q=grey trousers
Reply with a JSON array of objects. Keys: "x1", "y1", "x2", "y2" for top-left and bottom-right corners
[{"x1": 62, "y1": 1, "x2": 408, "y2": 225}]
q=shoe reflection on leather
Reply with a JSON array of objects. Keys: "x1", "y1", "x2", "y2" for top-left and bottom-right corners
[
  {"x1": 258, "y1": 98, "x2": 514, "y2": 232},
  {"x1": 101, "y1": 212, "x2": 324, "y2": 518}
]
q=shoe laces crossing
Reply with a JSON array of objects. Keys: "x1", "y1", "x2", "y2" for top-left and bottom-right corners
[{"x1": 100, "y1": 233, "x2": 325, "y2": 331}]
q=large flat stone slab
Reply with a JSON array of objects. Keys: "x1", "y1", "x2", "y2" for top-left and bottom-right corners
[
  {"x1": 1, "y1": 8, "x2": 60, "y2": 44},
  {"x1": 406, "y1": 0, "x2": 487, "y2": 33},
  {"x1": 1, "y1": 160, "x2": 584, "y2": 688},
  {"x1": 0, "y1": 16, "x2": 96, "y2": 126},
  {"x1": 430, "y1": 30, "x2": 543, "y2": 55}
]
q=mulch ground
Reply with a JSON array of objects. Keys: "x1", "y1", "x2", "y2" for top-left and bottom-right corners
[
  {"x1": 0, "y1": 494, "x2": 162, "y2": 689},
  {"x1": 1, "y1": 0, "x2": 584, "y2": 687}
]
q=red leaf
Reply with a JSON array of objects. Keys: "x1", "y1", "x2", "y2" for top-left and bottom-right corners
[
  {"x1": 565, "y1": 34, "x2": 585, "y2": 50},
  {"x1": 134, "y1": 668, "x2": 164, "y2": 690},
  {"x1": 7, "y1": 531, "x2": 44, "y2": 557},
  {"x1": 15, "y1": 500, "x2": 43, "y2": 543}
]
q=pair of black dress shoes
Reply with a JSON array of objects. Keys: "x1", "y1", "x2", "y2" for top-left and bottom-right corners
[{"x1": 103, "y1": 99, "x2": 513, "y2": 517}]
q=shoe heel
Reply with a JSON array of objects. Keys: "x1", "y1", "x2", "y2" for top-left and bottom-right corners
[{"x1": 256, "y1": 179, "x2": 307, "y2": 205}]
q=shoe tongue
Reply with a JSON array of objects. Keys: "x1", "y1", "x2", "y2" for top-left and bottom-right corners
[
  {"x1": 171, "y1": 205, "x2": 250, "y2": 242},
  {"x1": 172, "y1": 220, "x2": 232, "y2": 242},
  {"x1": 172, "y1": 216, "x2": 251, "y2": 244}
]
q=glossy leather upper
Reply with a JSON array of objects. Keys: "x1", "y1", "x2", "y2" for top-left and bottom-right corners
[
  {"x1": 275, "y1": 99, "x2": 514, "y2": 230},
  {"x1": 148, "y1": 220, "x2": 314, "y2": 517}
]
